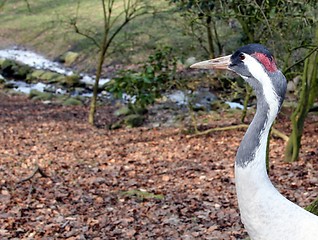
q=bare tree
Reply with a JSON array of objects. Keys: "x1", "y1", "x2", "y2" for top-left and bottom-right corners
[{"x1": 71, "y1": 0, "x2": 152, "y2": 125}]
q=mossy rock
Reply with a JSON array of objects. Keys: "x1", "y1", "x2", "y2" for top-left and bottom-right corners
[
  {"x1": 3, "y1": 82, "x2": 15, "y2": 89},
  {"x1": 0, "y1": 59, "x2": 16, "y2": 70},
  {"x1": 119, "y1": 190, "x2": 164, "y2": 201},
  {"x1": 192, "y1": 104, "x2": 206, "y2": 112},
  {"x1": 110, "y1": 120, "x2": 124, "y2": 130},
  {"x1": 133, "y1": 106, "x2": 148, "y2": 115},
  {"x1": 0, "y1": 75, "x2": 5, "y2": 84},
  {"x1": 124, "y1": 114, "x2": 144, "y2": 128},
  {"x1": 0, "y1": 58, "x2": 6, "y2": 67},
  {"x1": 28, "y1": 69, "x2": 46, "y2": 81},
  {"x1": 210, "y1": 100, "x2": 231, "y2": 111},
  {"x1": 48, "y1": 75, "x2": 67, "y2": 85},
  {"x1": 62, "y1": 97, "x2": 83, "y2": 106},
  {"x1": 29, "y1": 89, "x2": 53, "y2": 101},
  {"x1": 0, "y1": 59, "x2": 31, "y2": 80},
  {"x1": 40, "y1": 71, "x2": 61, "y2": 83},
  {"x1": 12, "y1": 64, "x2": 32, "y2": 79},
  {"x1": 0, "y1": 59, "x2": 17, "y2": 77},
  {"x1": 61, "y1": 74, "x2": 82, "y2": 88},
  {"x1": 60, "y1": 51, "x2": 79, "y2": 66},
  {"x1": 114, "y1": 106, "x2": 132, "y2": 117}
]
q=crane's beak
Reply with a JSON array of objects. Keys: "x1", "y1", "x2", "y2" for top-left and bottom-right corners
[{"x1": 190, "y1": 55, "x2": 231, "y2": 70}]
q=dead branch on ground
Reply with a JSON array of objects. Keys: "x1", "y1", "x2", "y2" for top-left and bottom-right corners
[
  {"x1": 18, "y1": 165, "x2": 50, "y2": 184},
  {"x1": 188, "y1": 124, "x2": 289, "y2": 141}
]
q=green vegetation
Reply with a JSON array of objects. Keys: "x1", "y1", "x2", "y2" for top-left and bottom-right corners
[
  {"x1": 106, "y1": 46, "x2": 177, "y2": 110},
  {"x1": 306, "y1": 196, "x2": 318, "y2": 216},
  {"x1": 119, "y1": 189, "x2": 164, "y2": 201}
]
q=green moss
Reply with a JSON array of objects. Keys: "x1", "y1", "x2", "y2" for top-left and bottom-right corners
[
  {"x1": 61, "y1": 74, "x2": 81, "y2": 87},
  {"x1": 0, "y1": 59, "x2": 6, "y2": 66},
  {"x1": 12, "y1": 64, "x2": 32, "y2": 79},
  {"x1": 0, "y1": 59, "x2": 16, "y2": 70},
  {"x1": 124, "y1": 114, "x2": 144, "y2": 128},
  {"x1": 40, "y1": 71, "x2": 61, "y2": 83},
  {"x1": 28, "y1": 70, "x2": 46, "y2": 80},
  {"x1": 62, "y1": 97, "x2": 83, "y2": 106},
  {"x1": 61, "y1": 51, "x2": 79, "y2": 66},
  {"x1": 114, "y1": 106, "x2": 132, "y2": 116},
  {"x1": 29, "y1": 89, "x2": 53, "y2": 101},
  {"x1": 119, "y1": 190, "x2": 164, "y2": 201}
]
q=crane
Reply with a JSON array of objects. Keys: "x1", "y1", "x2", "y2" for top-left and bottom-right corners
[{"x1": 190, "y1": 44, "x2": 318, "y2": 240}]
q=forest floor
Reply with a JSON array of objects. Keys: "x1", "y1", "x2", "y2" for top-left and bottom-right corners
[{"x1": 0, "y1": 93, "x2": 317, "y2": 240}]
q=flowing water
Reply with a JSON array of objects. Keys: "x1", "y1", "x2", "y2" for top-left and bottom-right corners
[{"x1": 0, "y1": 47, "x2": 244, "y2": 109}]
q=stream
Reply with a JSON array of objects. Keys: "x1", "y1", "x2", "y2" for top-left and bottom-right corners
[
  {"x1": 0, "y1": 47, "x2": 109, "y2": 96},
  {"x1": 0, "y1": 47, "x2": 244, "y2": 110}
]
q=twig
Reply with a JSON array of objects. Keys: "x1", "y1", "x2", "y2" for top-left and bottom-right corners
[
  {"x1": 18, "y1": 165, "x2": 50, "y2": 184},
  {"x1": 283, "y1": 46, "x2": 318, "y2": 74},
  {"x1": 271, "y1": 128, "x2": 289, "y2": 142},
  {"x1": 188, "y1": 124, "x2": 289, "y2": 141}
]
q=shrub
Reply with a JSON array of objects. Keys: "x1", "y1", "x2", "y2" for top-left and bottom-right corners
[{"x1": 105, "y1": 46, "x2": 177, "y2": 111}]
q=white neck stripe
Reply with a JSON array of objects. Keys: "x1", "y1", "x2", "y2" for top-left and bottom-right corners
[{"x1": 243, "y1": 54, "x2": 279, "y2": 121}]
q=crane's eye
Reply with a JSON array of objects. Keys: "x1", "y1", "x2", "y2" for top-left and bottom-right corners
[{"x1": 239, "y1": 53, "x2": 245, "y2": 61}]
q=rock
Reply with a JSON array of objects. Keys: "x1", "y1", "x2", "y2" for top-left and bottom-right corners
[
  {"x1": 0, "y1": 59, "x2": 17, "y2": 77},
  {"x1": 27, "y1": 69, "x2": 46, "y2": 81},
  {"x1": 27, "y1": 70, "x2": 65, "y2": 84},
  {"x1": 61, "y1": 74, "x2": 83, "y2": 88},
  {"x1": 287, "y1": 76, "x2": 300, "y2": 93},
  {"x1": 287, "y1": 81, "x2": 296, "y2": 92},
  {"x1": 40, "y1": 71, "x2": 61, "y2": 83},
  {"x1": 0, "y1": 59, "x2": 31, "y2": 80},
  {"x1": 114, "y1": 106, "x2": 132, "y2": 117},
  {"x1": 12, "y1": 64, "x2": 32, "y2": 80},
  {"x1": 64, "y1": 52, "x2": 79, "y2": 66},
  {"x1": 62, "y1": 97, "x2": 83, "y2": 106},
  {"x1": 42, "y1": 100, "x2": 52, "y2": 105},
  {"x1": 0, "y1": 74, "x2": 5, "y2": 84},
  {"x1": 0, "y1": 58, "x2": 5, "y2": 66},
  {"x1": 29, "y1": 89, "x2": 53, "y2": 101},
  {"x1": 134, "y1": 106, "x2": 148, "y2": 115},
  {"x1": 3, "y1": 82, "x2": 15, "y2": 89},
  {"x1": 210, "y1": 100, "x2": 229, "y2": 111},
  {"x1": 72, "y1": 87, "x2": 87, "y2": 96},
  {"x1": 192, "y1": 104, "x2": 206, "y2": 112},
  {"x1": 59, "y1": 51, "x2": 79, "y2": 66},
  {"x1": 191, "y1": 89, "x2": 218, "y2": 111},
  {"x1": 185, "y1": 57, "x2": 197, "y2": 67},
  {"x1": 110, "y1": 120, "x2": 123, "y2": 130},
  {"x1": 124, "y1": 114, "x2": 144, "y2": 128}
]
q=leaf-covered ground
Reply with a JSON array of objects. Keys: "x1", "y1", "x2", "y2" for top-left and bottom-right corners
[{"x1": 0, "y1": 93, "x2": 317, "y2": 239}]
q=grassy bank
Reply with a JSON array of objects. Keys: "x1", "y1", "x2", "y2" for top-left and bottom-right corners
[{"x1": 0, "y1": 0, "x2": 203, "y2": 73}]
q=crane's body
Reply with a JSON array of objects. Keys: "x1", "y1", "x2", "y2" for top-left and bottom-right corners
[{"x1": 191, "y1": 44, "x2": 318, "y2": 240}]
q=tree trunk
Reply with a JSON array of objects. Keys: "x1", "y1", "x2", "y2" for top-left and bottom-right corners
[
  {"x1": 212, "y1": 20, "x2": 222, "y2": 55},
  {"x1": 88, "y1": 9, "x2": 109, "y2": 126},
  {"x1": 285, "y1": 48, "x2": 318, "y2": 161},
  {"x1": 206, "y1": 15, "x2": 214, "y2": 59},
  {"x1": 241, "y1": 85, "x2": 252, "y2": 123},
  {"x1": 88, "y1": 49, "x2": 105, "y2": 125}
]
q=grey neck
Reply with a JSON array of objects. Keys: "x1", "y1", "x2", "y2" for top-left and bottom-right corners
[
  {"x1": 235, "y1": 91, "x2": 273, "y2": 168},
  {"x1": 235, "y1": 70, "x2": 286, "y2": 168}
]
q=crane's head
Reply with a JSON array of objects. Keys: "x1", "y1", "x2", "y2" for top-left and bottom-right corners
[{"x1": 190, "y1": 44, "x2": 286, "y2": 106}]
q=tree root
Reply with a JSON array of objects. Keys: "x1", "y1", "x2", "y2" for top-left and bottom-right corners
[
  {"x1": 188, "y1": 124, "x2": 289, "y2": 141},
  {"x1": 18, "y1": 165, "x2": 50, "y2": 184}
]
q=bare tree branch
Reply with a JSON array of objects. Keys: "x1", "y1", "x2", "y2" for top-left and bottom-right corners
[
  {"x1": 18, "y1": 165, "x2": 50, "y2": 184},
  {"x1": 188, "y1": 124, "x2": 289, "y2": 141}
]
